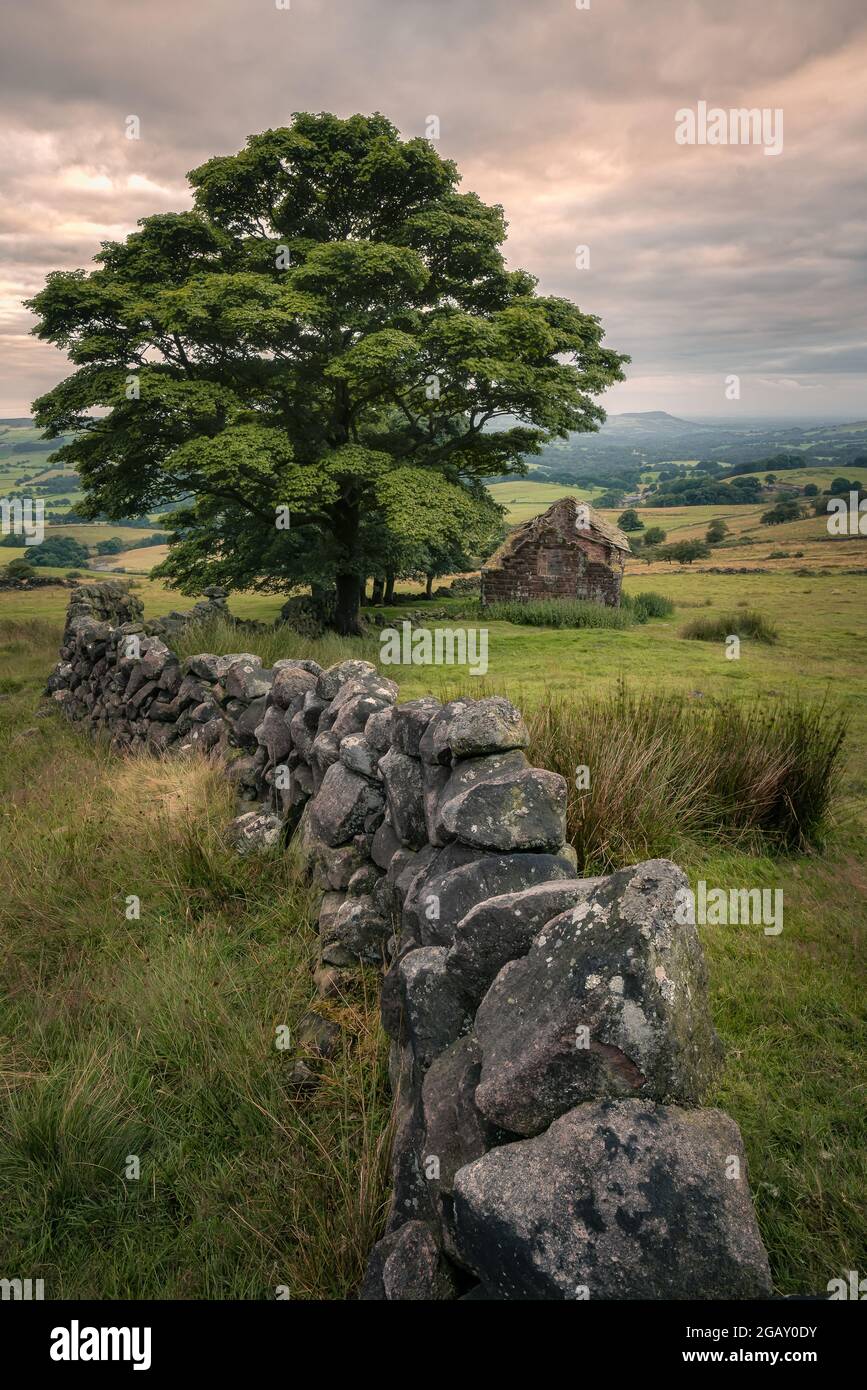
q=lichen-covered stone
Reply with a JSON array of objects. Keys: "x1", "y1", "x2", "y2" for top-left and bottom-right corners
[
  {"x1": 330, "y1": 690, "x2": 394, "y2": 740},
  {"x1": 225, "y1": 809, "x2": 282, "y2": 855},
  {"x1": 224, "y1": 656, "x2": 271, "y2": 702},
  {"x1": 418, "y1": 699, "x2": 471, "y2": 765},
  {"x1": 421, "y1": 1036, "x2": 494, "y2": 1206},
  {"x1": 473, "y1": 860, "x2": 722, "y2": 1135},
  {"x1": 255, "y1": 703, "x2": 292, "y2": 761},
  {"x1": 316, "y1": 659, "x2": 379, "y2": 703},
  {"x1": 445, "y1": 876, "x2": 602, "y2": 1008},
  {"x1": 432, "y1": 749, "x2": 529, "y2": 843},
  {"x1": 446, "y1": 697, "x2": 529, "y2": 759},
  {"x1": 439, "y1": 766, "x2": 567, "y2": 853},
  {"x1": 339, "y1": 733, "x2": 378, "y2": 779},
  {"x1": 321, "y1": 893, "x2": 390, "y2": 964},
  {"x1": 379, "y1": 745, "x2": 426, "y2": 848},
  {"x1": 360, "y1": 1221, "x2": 457, "y2": 1301},
  {"x1": 270, "y1": 664, "x2": 319, "y2": 710},
  {"x1": 308, "y1": 761, "x2": 385, "y2": 847},
  {"x1": 387, "y1": 946, "x2": 473, "y2": 1069},
  {"x1": 371, "y1": 818, "x2": 402, "y2": 870},
  {"x1": 404, "y1": 849, "x2": 577, "y2": 948},
  {"x1": 364, "y1": 705, "x2": 395, "y2": 755},
  {"x1": 452, "y1": 1100, "x2": 772, "y2": 1300},
  {"x1": 393, "y1": 698, "x2": 442, "y2": 757}
]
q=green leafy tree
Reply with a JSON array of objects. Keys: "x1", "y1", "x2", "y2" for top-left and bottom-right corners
[
  {"x1": 617, "y1": 508, "x2": 644, "y2": 532},
  {"x1": 761, "y1": 500, "x2": 801, "y2": 525},
  {"x1": 373, "y1": 486, "x2": 504, "y2": 600},
  {"x1": 657, "y1": 540, "x2": 710, "y2": 565},
  {"x1": 705, "y1": 519, "x2": 729, "y2": 545},
  {"x1": 4, "y1": 558, "x2": 36, "y2": 581},
  {"x1": 27, "y1": 113, "x2": 627, "y2": 633},
  {"x1": 95, "y1": 537, "x2": 125, "y2": 555},
  {"x1": 641, "y1": 525, "x2": 666, "y2": 546}
]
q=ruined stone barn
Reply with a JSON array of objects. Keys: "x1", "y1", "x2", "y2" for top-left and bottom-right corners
[{"x1": 480, "y1": 496, "x2": 631, "y2": 608}]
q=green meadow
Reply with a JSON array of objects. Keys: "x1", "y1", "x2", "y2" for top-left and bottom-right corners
[{"x1": 1, "y1": 556, "x2": 864, "y2": 1297}]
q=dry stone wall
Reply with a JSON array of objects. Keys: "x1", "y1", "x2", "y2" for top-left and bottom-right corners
[{"x1": 47, "y1": 582, "x2": 773, "y2": 1301}]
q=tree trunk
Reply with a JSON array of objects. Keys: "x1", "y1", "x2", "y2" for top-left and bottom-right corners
[
  {"x1": 331, "y1": 491, "x2": 363, "y2": 634},
  {"x1": 371, "y1": 576, "x2": 385, "y2": 605},
  {"x1": 335, "y1": 572, "x2": 362, "y2": 635},
  {"x1": 384, "y1": 571, "x2": 396, "y2": 604},
  {"x1": 425, "y1": 571, "x2": 434, "y2": 599}
]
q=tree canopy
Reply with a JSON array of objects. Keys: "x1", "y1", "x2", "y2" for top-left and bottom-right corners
[
  {"x1": 657, "y1": 539, "x2": 711, "y2": 565},
  {"x1": 28, "y1": 112, "x2": 628, "y2": 631},
  {"x1": 25, "y1": 535, "x2": 89, "y2": 568}
]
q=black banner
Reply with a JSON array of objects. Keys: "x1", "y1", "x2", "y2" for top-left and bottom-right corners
[{"x1": 1, "y1": 1296, "x2": 859, "y2": 1375}]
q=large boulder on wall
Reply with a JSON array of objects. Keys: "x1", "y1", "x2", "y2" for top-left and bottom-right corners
[
  {"x1": 472, "y1": 860, "x2": 722, "y2": 1136},
  {"x1": 451, "y1": 1099, "x2": 773, "y2": 1300}
]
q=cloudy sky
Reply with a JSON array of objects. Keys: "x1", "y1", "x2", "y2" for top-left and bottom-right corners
[{"x1": 2, "y1": 0, "x2": 865, "y2": 420}]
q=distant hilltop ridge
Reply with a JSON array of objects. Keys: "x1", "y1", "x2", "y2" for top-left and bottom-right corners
[
  {"x1": 610, "y1": 410, "x2": 691, "y2": 421},
  {"x1": 603, "y1": 411, "x2": 708, "y2": 429}
]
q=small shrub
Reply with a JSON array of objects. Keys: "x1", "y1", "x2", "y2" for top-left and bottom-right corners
[
  {"x1": 4, "y1": 559, "x2": 36, "y2": 581},
  {"x1": 762, "y1": 500, "x2": 802, "y2": 525},
  {"x1": 680, "y1": 610, "x2": 779, "y2": 644},
  {"x1": 624, "y1": 590, "x2": 675, "y2": 621}
]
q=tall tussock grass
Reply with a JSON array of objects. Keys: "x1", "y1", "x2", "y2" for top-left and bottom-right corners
[
  {"x1": 526, "y1": 683, "x2": 846, "y2": 872},
  {"x1": 680, "y1": 609, "x2": 779, "y2": 643},
  {"x1": 172, "y1": 613, "x2": 380, "y2": 670},
  {"x1": 621, "y1": 590, "x2": 676, "y2": 622},
  {"x1": 482, "y1": 592, "x2": 673, "y2": 629},
  {"x1": 482, "y1": 597, "x2": 634, "y2": 628}
]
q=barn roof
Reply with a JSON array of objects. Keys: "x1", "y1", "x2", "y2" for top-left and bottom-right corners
[{"x1": 482, "y1": 496, "x2": 632, "y2": 571}]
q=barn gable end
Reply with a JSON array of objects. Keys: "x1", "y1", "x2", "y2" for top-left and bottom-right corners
[{"x1": 481, "y1": 496, "x2": 631, "y2": 608}]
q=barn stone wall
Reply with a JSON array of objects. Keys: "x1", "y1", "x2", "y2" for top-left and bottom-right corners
[
  {"x1": 46, "y1": 582, "x2": 772, "y2": 1301},
  {"x1": 481, "y1": 532, "x2": 625, "y2": 607}
]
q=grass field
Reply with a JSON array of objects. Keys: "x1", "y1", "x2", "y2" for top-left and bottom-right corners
[
  {"x1": 1, "y1": 553, "x2": 865, "y2": 1296},
  {"x1": 0, "y1": 620, "x2": 391, "y2": 1298},
  {"x1": 716, "y1": 463, "x2": 867, "y2": 490},
  {"x1": 487, "y1": 477, "x2": 606, "y2": 523}
]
